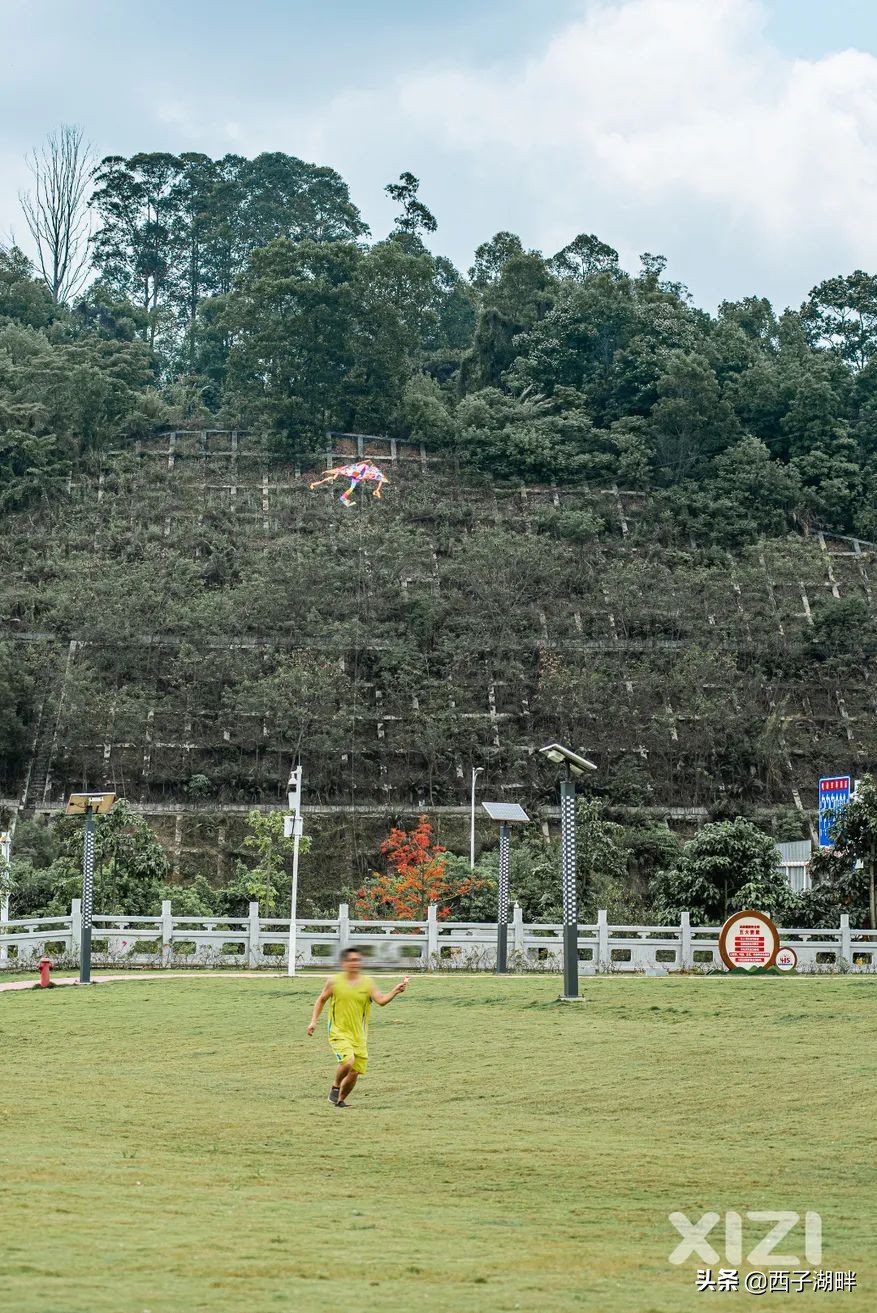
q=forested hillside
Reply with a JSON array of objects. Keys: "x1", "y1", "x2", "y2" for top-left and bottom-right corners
[{"x1": 2, "y1": 147, "x2": 877, "y2": 855}]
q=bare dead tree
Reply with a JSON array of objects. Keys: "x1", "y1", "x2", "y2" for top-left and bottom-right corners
[{"x1": 19, "y1": 124, "x2": 94, "y2": 304}]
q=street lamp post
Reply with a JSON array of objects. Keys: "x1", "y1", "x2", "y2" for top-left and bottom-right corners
[
  {"x1": 538, "y1": 745, "x2": 596, "y2": 1000},
  {"x1": 482, "y1": 801, "x2": 530, "y2": 973},
  {"x1": 285, "y1": 764, "x2": 304, "y2": 977},
  {"x1": 81, "y1": 808, "x2": 96, "y2": 983},
  {"x1": 559, "y1": 778, "x2": 578, "y2": 998},
  {"x1": 498, "y1": 822, "x2": 510, "y2": 970},
  {"x1": 65, "y1": 792, "x2": 116, "y2": 984},
  {"x1": 470, "y1": 767, "x2": 484, "y2": 869}
]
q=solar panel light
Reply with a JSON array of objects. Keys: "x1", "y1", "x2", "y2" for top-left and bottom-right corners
[
  {"x1": 64, "y1": 793, "x2": 118, "y2": 986},
  {"x1": 538, "y1": 745, "x2": 595, "y2": 998},
  {"x1": 538, "y1": 743, "x2": 597, "y2": 778},
  {"x1": 481, "y1": 801, "x2": 530, "y2": 823},
  {"x1": 481, "y1": 802, "x2": 530, "y2": 975}
]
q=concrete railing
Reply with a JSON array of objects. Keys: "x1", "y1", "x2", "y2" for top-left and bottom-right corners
[{"x1": 1, "y1": 902, "x2": 876, "y2": 973}]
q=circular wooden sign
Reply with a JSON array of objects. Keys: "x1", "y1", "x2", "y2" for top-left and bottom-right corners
[
  {"x1": 775, "y1": 946, "x2": 798, "y2": 971},
  {"x1": 718, "y1": 909, "x2": 780, "y2": 971}
]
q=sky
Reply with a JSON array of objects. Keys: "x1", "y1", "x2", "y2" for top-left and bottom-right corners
[{"x1": 3, "y1": 0, "x2": 877, "y2": 311}]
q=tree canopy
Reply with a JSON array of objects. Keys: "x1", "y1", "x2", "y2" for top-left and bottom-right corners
[{"x1": 0, "y1": 141, "x2": 874, "y2": 537}]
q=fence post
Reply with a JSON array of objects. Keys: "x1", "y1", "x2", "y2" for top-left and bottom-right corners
[
  {"x1": 159, "y1": 899, "x2": 173, "y2": 967},
  {"x1": 840, "y1": 913, "x2": 851, "y2": 966},
  {"x1": 426, "y1": 902, "x2": 438, "y2": 969},
  {"x1": 512, "y1": 902, "x2": 525, "y2": 958},
  {"x1": 247, "y1": 901, "x2": 260, "y2": 968},
  {"x1": 597, "y1": 909, "x2": 609, "y2": 972},
  {"x1": 71, "y1": 898, "x2": 82, "y2": 962},
  {"x1": 680, "y1": 910, "x2": 692, "y2": 971},
  {"x1": 338, "y1": 902, "x2": 350, "y2": 954}
]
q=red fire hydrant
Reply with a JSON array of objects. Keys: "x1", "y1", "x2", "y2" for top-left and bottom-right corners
[{"x1": 38, "y1": 957, "x2": 53, "y2": 988}]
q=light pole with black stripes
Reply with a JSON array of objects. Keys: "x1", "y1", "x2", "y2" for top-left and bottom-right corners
[
  {"x1": 65, "y1": 792, "x2": 117, "y2": 984},
  {"x1": 481, "y1": 801, "x2": 530, "y2": 972},
  {"x1": 538, "y1": 745, "x2": 596, "y2": 999}
]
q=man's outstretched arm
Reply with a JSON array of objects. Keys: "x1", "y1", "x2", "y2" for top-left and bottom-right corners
[
  {"x1": 371, "y1": 976, "x2": 410, "y2": 1007},
  {"x1": 307, "y1": 978, "x2": 334, "y2": 1034}
]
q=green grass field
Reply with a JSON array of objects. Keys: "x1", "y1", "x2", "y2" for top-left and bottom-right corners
[{"x1": 2, "y1": 973, "x2": 874, "y2": 1312}]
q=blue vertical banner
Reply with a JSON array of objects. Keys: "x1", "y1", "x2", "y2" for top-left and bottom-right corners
[{"x1": 818, "y1": 775, "x2": 851, "y2": 849}]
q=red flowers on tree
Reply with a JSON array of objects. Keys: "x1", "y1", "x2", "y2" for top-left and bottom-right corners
[{"x1": 353, "y1": 816, "x2": 479, "y2": 920}]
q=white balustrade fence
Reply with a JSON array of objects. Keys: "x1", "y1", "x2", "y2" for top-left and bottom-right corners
[{"x1": 1, "y1": 902, "x2": 876, "y2": 973}]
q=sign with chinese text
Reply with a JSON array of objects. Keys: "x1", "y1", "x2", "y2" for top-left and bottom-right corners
[
  {"x1": 818, "y1": 776, "x2": 851, "y2": 849},
  {"x1": 718, "y1": 909, "x2": 780, "y2": 971}
]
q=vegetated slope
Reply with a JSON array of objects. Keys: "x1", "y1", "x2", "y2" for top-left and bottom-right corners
[{"x1": 1, "y1": 429, "x2": 875, "y2": 819}]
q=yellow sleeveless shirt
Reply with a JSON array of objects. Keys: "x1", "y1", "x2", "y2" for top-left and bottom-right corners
[{"x1": 328, "y1": 972, "x2": 373, "y2": 1049}]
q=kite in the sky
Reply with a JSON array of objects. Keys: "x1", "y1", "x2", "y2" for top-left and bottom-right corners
[{"x1": 309, "y1": 460, "x2": 389, "y2": 507}]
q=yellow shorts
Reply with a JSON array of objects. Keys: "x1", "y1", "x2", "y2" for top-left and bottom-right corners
[{"x1": 330, "y1": 1034, "x2": 368, "y2": 1075}]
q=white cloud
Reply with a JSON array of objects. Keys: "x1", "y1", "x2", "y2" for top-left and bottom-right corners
[
  {"x1": 5, "y1": 0, "x2": 877, "y2": 311},
  {"x1": 297, "y1": 0, "x2": 877, "y2": 304}
]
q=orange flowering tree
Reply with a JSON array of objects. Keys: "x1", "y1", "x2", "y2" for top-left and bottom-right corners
[{"x1": 354, "y1": 816, "x2": 485, "y2": 920}]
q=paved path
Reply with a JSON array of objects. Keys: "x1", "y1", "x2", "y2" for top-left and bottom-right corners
[
  {"x1": 0, "y1": 969, "x2": 548, "y2": 993},
  {"x1": 0, "y1": 970, "x2": 285, "y2": 993}
]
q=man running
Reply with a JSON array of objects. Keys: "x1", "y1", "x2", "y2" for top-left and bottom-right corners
[{"x1": 306, "y1": 947, "x2": 409, "y2": 1107}]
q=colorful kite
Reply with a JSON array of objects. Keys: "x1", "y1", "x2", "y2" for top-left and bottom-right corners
[{"x1": 309, "y1": 460, "x2": 389, "y2": 506}]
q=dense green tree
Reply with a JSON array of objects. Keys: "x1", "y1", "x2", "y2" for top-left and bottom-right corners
[
  {"x1": 549, "y1": 233, "x2": 619, "y2": 282},
  {"x1": 224, "y1": 231, "x2": 470, "y2": 439},
  {"x1": 575, "y1": 798, "x2": 640, "y2": 919},
  {"x1": 7, "y1": 861, "x2": 58, "y2": 918},
  {"x1": 802, "y1": 271, "x2": 877, "y2": 369},
  {"x1": 659, "y1": 436, "x2": 801, "y2": 549},
  {"x1": 385, "y1": 171, "x2": 437, "y2": 238},
  {"x1": 400, "y1": 374, "x2": 455, "y2": 447},
  {"x1": 0, "y1": 642, "x2": 32, "y2": 790},
  {"x1": 455, "y1": 387, "x2": 595, "y2": 481},
  {"x1": 468, "y1": 251, "x2": 557, "y2": 386},
  {"x1": 779, "y1": 360, "x2": 849, "y2": 460},
  {"x1": 0, "y1": 321, "x2": 158, "y2": 508},
  {"x1": 808, "y1": 596, "x2": 877, "y2": 660},
  {"x1": 71, "y1": 281, "x2": 149, "y2": 341},
  {"x1": 91, "y1": 150, "x2": 367, "y2": 369},
  {"x1": 245, "y1": 152, "x2": 368, "y2": 248},
  {"x1": 224, "y1": 809, "x2": 307, "y2": 915},
  {"x1": 90, "y1": 153, "x2": 183, "y2": 345},
  {"x1": 224, "y1": 237, "x2": 362, "y2": 440},
  {"x1": 347, "y1": 238, "x2": 440, "y2": 428},
  {"x1": 650, "y1": 818, "x2": 788, "y2": 924},
  {"x1": 791, "y1": 438, "x2": 864, "y2": 529},
  {"x1": 649, "y1": 351, "x2": 740, "y2": 480},
  {"x1": 430, "y1": 256, "x2": 477, "y2": 354},
  {"x1": 0, "y1": 246, "x2": 55, "y2": 328},
  {"x1": 716, "y1": 296, "x2": 780, "y2": 353},
  {"x1": 43, "y1": 800, "x2": 170, "y2": 916},
  {"x1": 511, "y1": 274, "x2": 637, "y2": 405},
  {"x1": 468, "y1": 231, "x2": 525, "y2": 289}
]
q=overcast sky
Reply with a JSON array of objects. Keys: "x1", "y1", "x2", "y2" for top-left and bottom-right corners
[{"x1": 3, "y1": 0, "x2": 877, "y2": 311}]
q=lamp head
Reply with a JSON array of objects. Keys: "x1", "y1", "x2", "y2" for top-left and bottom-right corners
[{"x1": 538, "y1": 743, "x2": 597, "y2": 778}]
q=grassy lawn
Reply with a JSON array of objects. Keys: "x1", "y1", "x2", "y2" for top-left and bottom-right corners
[{"x1": 2, "y1": 973, "x2": 874, "y2": 1312}]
